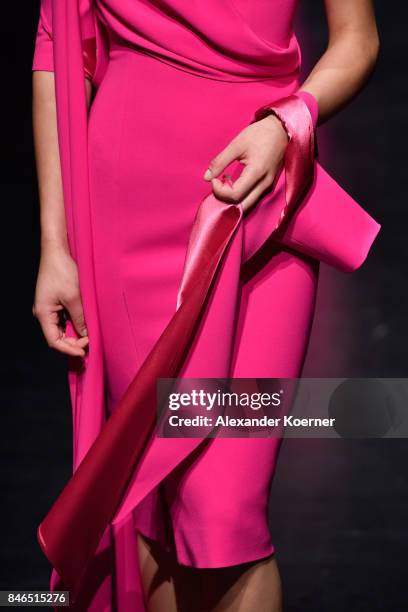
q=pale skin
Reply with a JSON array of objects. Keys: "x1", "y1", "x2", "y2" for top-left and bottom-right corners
[{"x1": 32, "y1": 0, "x2": 379, "y2": 610}]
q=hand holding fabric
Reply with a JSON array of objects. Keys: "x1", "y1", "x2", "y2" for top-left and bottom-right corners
[
  {"x1": 203, "y1": 114, "x2": 289, "y2": 212},
  {"x1": 33, "y1": 239, "x2": 89, "y2": 358}
]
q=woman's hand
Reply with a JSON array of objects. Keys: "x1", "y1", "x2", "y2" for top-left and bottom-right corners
[
  {"x1": 32, "y1": 242, "x2": 89, "y2": 357},
  {"x1": 203, "y1": 114, "x2": 288, "y2": 212}
]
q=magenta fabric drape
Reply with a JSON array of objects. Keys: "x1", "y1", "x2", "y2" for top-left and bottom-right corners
[{"x1": 34, "y1": 0, "x2": 381, "y2": 605}]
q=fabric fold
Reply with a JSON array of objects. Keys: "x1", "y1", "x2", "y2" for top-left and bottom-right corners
[
  {"x1": 35, "y1": 0, "x2": 381, "y2": 605},
  {"x1": 37, "y1": 83, "x2": 316, "y2": 597},
  {"x1": 37, "y1": 6, "x2": 316, "y2": 593}
]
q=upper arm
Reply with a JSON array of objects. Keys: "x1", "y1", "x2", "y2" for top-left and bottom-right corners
[
  {"x1": 32, "y1": 0, "x2": 54, "y2": 72},
  {"x1": 323, "y1": 0, "x2": 379, "y2": 42},
  {"x1": 32, "y1": 0, "x2": 97, "y2": 80}
]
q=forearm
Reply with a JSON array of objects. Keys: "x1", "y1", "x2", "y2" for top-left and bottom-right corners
[
  {"x1": 32, "y1": 71, "x2": 92, "y2": 354},
  {"x1": 299, "y1": 1, "x2": 379, "y2": 123},
  {"x1": 32, "y1": 71, "x2": 93, "y2": 251},
  {"x1": 32, "y1": 70, "x2": 68, "y2": 251}
]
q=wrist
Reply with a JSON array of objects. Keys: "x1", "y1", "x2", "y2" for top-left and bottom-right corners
[
  {"x1": 40, "y1": 232, "x2": 70, "y2": 253},
  {"x1": 260, "y1": 114, "x2": 289, "y2": 145}
]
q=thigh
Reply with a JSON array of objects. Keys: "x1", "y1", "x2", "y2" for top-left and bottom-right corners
[
  {"x1": 231, "y1": 246, "x2": 319, "y2": 378},
  {"x1": 163, "y1": 248, "x2": 319, "y2": 567}
]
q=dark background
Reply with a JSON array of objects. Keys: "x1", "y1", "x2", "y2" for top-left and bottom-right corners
[{"x1": 1, "y1": 1, "x2": 407, "y2": 610}]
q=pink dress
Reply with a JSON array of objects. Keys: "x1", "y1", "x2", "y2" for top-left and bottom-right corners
[{"x1": 32, "y1": 1, "x2": 379, "y2": 610}]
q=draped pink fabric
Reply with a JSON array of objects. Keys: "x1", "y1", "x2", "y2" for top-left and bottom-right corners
[{"x1": 32, "y1": 1, "x2": 380, "y2": 609}]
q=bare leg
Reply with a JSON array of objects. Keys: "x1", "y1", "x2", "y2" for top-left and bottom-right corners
[
  {"x1": 176, "y1": 554, "x2": 283, "y2": 612},
  {"x1": 137, "y1": 531, "x2": 282, "y2": 612},
  {"x1": 137, "y1": 532, "x2": 181, "y2": 612}
]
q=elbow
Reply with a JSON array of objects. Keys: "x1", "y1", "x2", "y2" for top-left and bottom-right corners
[
  {"x1": 349, "y1": 27, "x2": 381, "y2": 75},
  {"x1": 366, "y1": 28, "x2": 380, "y2": 71},
  {"x1": 358, "y1": 25, "x2": 381, "y2": 75},
  {"x1": 330, "y1": 26, "x2": 381, "y2": 76}
]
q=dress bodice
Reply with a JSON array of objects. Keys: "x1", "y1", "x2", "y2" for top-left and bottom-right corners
[{"x1": 95, "y1": 0, "x2": 301, "y2": 82}]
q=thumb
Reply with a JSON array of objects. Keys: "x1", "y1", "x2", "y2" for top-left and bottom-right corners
[
  {"x1": 203, "y1": 139, "x2": 241, "y2": 181},
  {"x1": 65, "y1": 295, "x2": 88, "y2": 337}
]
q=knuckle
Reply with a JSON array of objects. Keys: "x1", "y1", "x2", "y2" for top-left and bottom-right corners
[
  {"x1": 208, "y1": 158, "x2": 219, "y2": 172},
  {"x1": 34, "y1": 307, "x2": 45, "y2": 320},
  {"x1": 63, "y1": 292, "x2": 75, "y2": 306},
  {"x1": 251, "y1": 163, "x2": 266, "y2": 177},
  {"x1": 264, "y1": 172, "x2": 275, "y2": 186},
  {"x1": 63, "y1": 285, "x2": 79, "y2": 302},
  {"x1": 229, "y1": 190, "x2": 242, "y2": 203}
]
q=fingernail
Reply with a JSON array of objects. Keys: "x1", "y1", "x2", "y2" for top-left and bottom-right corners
[
  {"x1": 81, "y1": 327, "x2": 88, "y2": 337},
  {"x1": 203, "y1": 169, "x2": 213, "y2": 181}
]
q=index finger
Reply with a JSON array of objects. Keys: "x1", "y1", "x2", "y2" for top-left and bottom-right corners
[
  {"x1": 212, "y1": 164, "x2": 265, "y2": 203},
  {"x1": 39, "y1": 310, "x2": 87, "y2": 357}
]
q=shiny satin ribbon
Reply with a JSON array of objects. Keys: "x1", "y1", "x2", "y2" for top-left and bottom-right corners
[
  {"x1": 37, "y1": 1, "x2": 315, "y2": 599},
  {"x1": 38, "y1": 198, "x2": 242, "y2": 599},
  {"x1": 251, "y1": 93, "x2": 316, "y2": 230}
]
